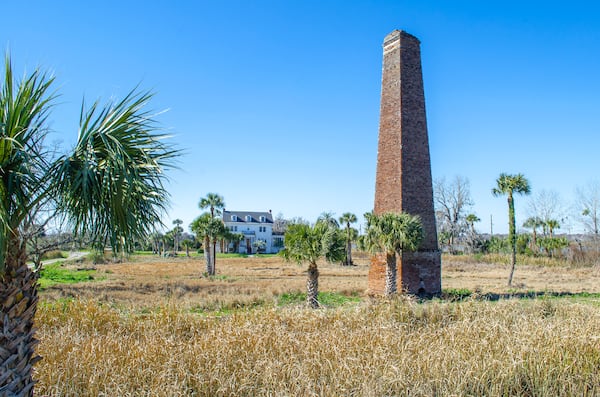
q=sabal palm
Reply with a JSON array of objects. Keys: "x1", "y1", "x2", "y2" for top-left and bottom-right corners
[
  {"x1": 199, "y1": 192, "x2": 225, "y2": 218},
  {"x1": 280, "y1": 222, "x2": 344, "y2": 308},
  {"x1": 545, "y1": 219, "x2": 559, "y2": 237},
  {"x1": 492, "y1": 173, "x2": 531, "y2": 286},
  {"x1": 316, "y1": 211, "x2": 340, "y2": 229},
  {"x1": 465, "y1": 214, "x2": 480, "y2": 234},
  {"x1": 523, "y1": 216, "x2": 543, "y2": 248},
  {"x1": 190, "y1": 213, "x2": 214, "y2": 275},
  {"x1": 0, "y1": 57, "x2": 176, "y2": 395},
  {"x1": 172, "y1": 219, "x2": 183, "y2": 252},
  {"x1": 339, "y1": 212, "x2": 357, "y2": 266},
  {"x1": 361, "y1": 212, "x2": 423, "y2": 297},
  {"x1": 198, "y1": 193, "x2": 224, "y2": 270}
]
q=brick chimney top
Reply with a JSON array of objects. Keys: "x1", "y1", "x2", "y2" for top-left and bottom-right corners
[{"x1": 384, "y1": 30, "x2": 420, "y2": 46}]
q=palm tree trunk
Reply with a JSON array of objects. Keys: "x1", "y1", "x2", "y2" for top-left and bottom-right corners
[
  {"x1": 384, "y1": 252, "x2": 397, "y2": 297},
  {"x1": 346, "y1": 240, "x2": 353, "y2": 266},
  {"x1": 306, "y1": 262, "x2": 319, "y2": 308},
  {"x1": 0, "y1": 237, "x2": 40, "y2": 397},
  {"x1": 507, "y1": 194, "x2": 516, "y2": 287},
  {"x1": 211, "y1": 239, "x2": 217, "y2": 276},
  {"x1": 203, "y1": 236, "x2": 212, "y2": 275}
]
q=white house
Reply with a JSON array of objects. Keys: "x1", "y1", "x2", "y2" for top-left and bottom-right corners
[{"x1": 222, "y1": 210, "x2": 284, "y2": 254}]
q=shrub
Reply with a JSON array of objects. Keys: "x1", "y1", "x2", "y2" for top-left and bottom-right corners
[{"x1": 40, "y1": 250, "x2": 66, "y2": 260}]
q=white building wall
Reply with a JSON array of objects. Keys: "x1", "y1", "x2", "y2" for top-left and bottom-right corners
[{"x1": 225, "y1": 222, "x2": 276, "y2": 253}]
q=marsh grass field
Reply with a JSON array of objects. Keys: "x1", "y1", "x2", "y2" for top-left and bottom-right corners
[{"x1": 34, "y1": 253, "x2": 600, "y2": 396}]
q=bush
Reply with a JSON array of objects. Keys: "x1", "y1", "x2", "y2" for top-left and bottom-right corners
[
  {"x1": 88, "y1": 250, "x2": 107, "y2": 264},
  {"x1": 40, "y1": 250, "x2": 66, "y2": 260}
]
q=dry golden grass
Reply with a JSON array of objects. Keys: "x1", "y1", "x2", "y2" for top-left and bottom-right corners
[
  {"x1": 443, "y1": 254, "x2": 600, "y2": 294},
  {"x1": 33, "y1": 253, "x2": 600, "y2": 396},
  {"x1": 40, "y1": 254, "x2": 370, "y2": 311}
]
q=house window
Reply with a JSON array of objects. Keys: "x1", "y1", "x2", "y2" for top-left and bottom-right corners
[
  {"x1": 231, "y1": 215, "x2": 237, "y2": 222},
  {"x1": 259, "y1": 216, "x2": 266, "y2": 223},
  {"x1": 246, "y1": 215, "x2": 252, "y2": 222},
  {"x1": 259, "y1": 226, "x2": 266, "y2": 232}
]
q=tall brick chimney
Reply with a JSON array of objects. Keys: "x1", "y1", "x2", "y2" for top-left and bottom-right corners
[{"x1": 367, "y1": 30, "x2": 441, "y2": 296}]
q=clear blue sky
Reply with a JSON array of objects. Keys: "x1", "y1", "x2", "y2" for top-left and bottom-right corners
[{"x1": 2, "y1": 1, "x2": 599, "y2": 234}]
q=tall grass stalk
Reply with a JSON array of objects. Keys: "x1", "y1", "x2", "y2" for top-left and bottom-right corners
[{"x1": 35, "y1": 298, "x2": 600, "y2": 396}]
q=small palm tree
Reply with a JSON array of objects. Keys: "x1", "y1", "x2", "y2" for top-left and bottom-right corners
[
  {"x1": 339, "y1": 212, "x2": 358, "y2": 266},
  {"x1": 172, "y1": 219, "x2": 183, "y2": 253},
  {"x1": 465, "y1": 214, "x2": 480, "y2": 235},
  {"x1": 0, "y1": 56, "x2": 177, "y2": 395},
  {"x1": 317, "y1": 211, "x2": 340, "y2": 228},
  {"x1": 523, "y1": 216, "x2": 543, "y2": 249},
  {"x1": 198, "y1": 193, "x2": 225, "y2": 269},
  {"x1": 465, "y1": 213, "x2": 480, "y2": 253},
  {"x1": 545, "y1": 219, "x2": 560, "y2": 237},
  {"x1": 228, "y1": 232, "x2": 244, "y2": 253},
  {"x1": 190, "y1": 213, "x2": 224, "y2": 275},
  {"x1": 360, "y1": 212, "x2": 423, "y2": 297},
  {"x1": 180, "y1": 239, "x2": 193, "y2": 257},
  {"x1": 492, "y1": 173, "x2": 531, "y2": 286},
  {"x1": 280, "y1": 222, "x2": 344, "y2": 308}
]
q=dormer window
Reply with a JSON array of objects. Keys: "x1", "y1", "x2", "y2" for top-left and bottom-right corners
[
  {"x1": 231, "y1": 215, "x2": 237, "y2": 222},
  {"x1": 259, "y1": 216, "x2": 266, "y2": 223},
  {"x1": 245, "y1": 215, "x2": 252, "y2": 222}
]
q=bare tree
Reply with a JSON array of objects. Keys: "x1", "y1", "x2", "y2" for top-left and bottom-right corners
[
  {"x1": 575, "y1": 180, "x2": 600, "y2": 238},
  {"x1": 433, "y1": 175, "x2": 473, "y2": 253},
  {"x1": 526, "y1": 189, "x2": 565, "y2": 236},
  {"x1": 273, "y1": 212, "x2": 288, "y2": 234}
]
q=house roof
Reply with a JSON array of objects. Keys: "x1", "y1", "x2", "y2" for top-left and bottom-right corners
[{"x1": 223, "y1": 210, "x2": 273, "y2": 224}]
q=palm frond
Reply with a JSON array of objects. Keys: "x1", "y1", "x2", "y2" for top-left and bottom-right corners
[
  {"x1": 0, "y1": 55, "x2": 56, "y2": 272},
  {"x1": 53, "y1": 88, "x2": 179, "y2": 257}
]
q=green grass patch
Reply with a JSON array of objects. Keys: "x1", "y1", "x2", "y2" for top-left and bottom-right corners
[
  {"x1": 215, "y1": 253, "x2": 279, "y2": 259},
  {"x1": 541, "y1": 291, "x2": 600, "y2": 306},
  {"x1": 189, "y1": 298, "x2": 267, "y2": 316},
  {"x1": 216, "y1": 253, "x2": 248, "y2": 258},
  {"x1": 442, "y1": 288, "x2": 473, "y2": 301},
  {"x1": 39, "y1": 263, "x2": 103, "y2": 290},
  {"x1": 133, "y1": 251, "x2": 156, "y2": 256},
  {"x1": 203, "y1": 274, "x2": 235, "y2": 282},
  {"x1": 277, "y1": 291, "x2": 362, "y2": 307}
]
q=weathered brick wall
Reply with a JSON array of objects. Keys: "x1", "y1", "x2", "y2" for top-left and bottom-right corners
[{"x1": 368, "y1": 30, "x2": 441, "y2": 296}]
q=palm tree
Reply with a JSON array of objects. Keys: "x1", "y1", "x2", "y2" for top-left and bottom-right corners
[
  {"x1": 316, "y1": 211, "x2": 340, "y2": 229},
  {"x1": 546, "y1": 219, "x2": 560, "y2": 237},
  {"x1": 228, "y1": 232, "x2": 244, "y2": 254},
  {"x1": 523, "y1": 216, "x2": 543, "y2": 249},
  {"x1": 339, "y1": 212, "x2": 357, "y2": 266},
  {"x1": 492, "y1": 173, "x2": 531, "y2": 286},
  {"x1": 172, "y1": 218, "x2": 183, "y2": 253},
  {"x1": 199, "y1": 193, "x2": 225, "y2": 218},
  {"x1": 149, "y1": 232, "x2": 164, "y2": 255},
  {"x1": 180, "y1": 238, "x2": 193, "y2": 257},
  {"x1": 0, "y1": 57, "x2": 177, "y2": 395},
  {"x1": 190, "y1": 213, "x2": 213, "y2": 274},
  {"x1": 465, "y1": 213, "x2": 480, "y2": 253},
  {"x1": 465, "y1": 213, "x2": 480, "y2": 235},
  {"x1": 359, "y1": 212, "x2": 423, "y2": 297},
  {"x1": 279, "y1": 222, "x2": 345, "y2": 308},
  {"x1": 198, "y1": 193, "x2": 225, "y2": 269}
]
